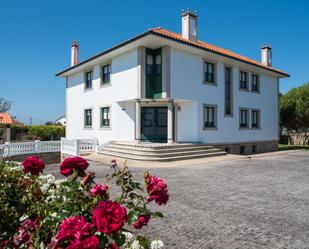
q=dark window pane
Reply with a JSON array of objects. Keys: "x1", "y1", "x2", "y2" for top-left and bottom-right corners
[
  {"x1": 101, "y1": 107, "x2": 110, "y2": 127},
  {"x1": 205, "y1": 62, "x2": 215, "y2": 83}
]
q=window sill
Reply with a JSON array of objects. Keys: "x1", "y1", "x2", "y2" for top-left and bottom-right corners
[
  {"x1": 251, "y1": 127, "x2": 261, "y2": 130},
  {"x1": 239, "y1": 127, "x2": 250, "y2": 130},
  {"x1": 203, "y1": 81, "x2": 217, "y2": 86},
  {"x1": 203, "y1": 127, "x2": 217, "y2": 131},
  {"x1": 239, "y1": 88, "x2": 249, "y2": 92},
  {"x1": 251, "y1": 90, "x2": 260, "y2": 94},
  {"x1": 84, "y1": 127, "x2": 93, "y2": 130},
  {"x1": 84, "y1": 88, "x2": 93, "y2": 93},
  {"x1": 100, "y1": 83, "x2": 111, "y2": 88},
  {"x1": 224, "y1": 114, "x2": 233, "y2": 118},
  {"x1": 100, "y1": 126, "x2": 111, "y2": 130}
]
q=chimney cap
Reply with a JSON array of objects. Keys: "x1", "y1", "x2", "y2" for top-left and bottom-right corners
[
  {"x1": 72, "y1": 41, "x2": 79, "y2": 47},
  {"x1": 261, "y1": 43, "x2": 272, "y2": 49},
  {"x1": 182, "y1": 8, "x2": 198, "y2": 17}
]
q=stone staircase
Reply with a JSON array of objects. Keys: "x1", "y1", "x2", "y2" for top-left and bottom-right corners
[{"x1": 97, "y1": 142, "x2": 227, "y2": 161}]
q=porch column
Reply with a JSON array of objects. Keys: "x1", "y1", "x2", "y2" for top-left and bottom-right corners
[
  {"x1": 167, "y1": 101, "x2": 173, "y2": 144},
  {"x1": 135, "y1": 101, "x2": 141, "y2": 143}
]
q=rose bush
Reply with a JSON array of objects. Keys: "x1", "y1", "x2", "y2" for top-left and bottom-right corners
[{"x1": 0, "y1": 156, "x2": 167, "y2": 248}]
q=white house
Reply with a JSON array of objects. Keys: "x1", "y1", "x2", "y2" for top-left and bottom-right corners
[
  {"x1": 56, "y1": 10, "x2": 289, "y2": 156},
  {"x1": 55, "y1": 116, "x2": 66, "y2": 126}
]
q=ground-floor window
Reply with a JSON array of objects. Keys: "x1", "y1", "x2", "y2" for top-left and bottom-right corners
[
  {"x1": 101, "y1": 107, "x2": 110, "y2": 127},
  {"x1": 239, "y1": 109, "x2": 249, "y2": 128},
  {"x1": 251, "y1": 110, "x2": 260, "y2": 129},
  {"x1": 203, "y1": 104, "x2": 217, "y2": 129},
  {"x1": 84, "y1": 109, "x2": 92, "y2": 128}
]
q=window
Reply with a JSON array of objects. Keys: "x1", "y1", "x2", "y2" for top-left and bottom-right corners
[
  {"x1": 239, "y1": 109, "x2": 248, "y2": 128},
  {"x1": 100, "y1": 107, "x2": 110, "y2": 127},
  {"x1": 204, "y1": 105, "x2": 217, "y2": 128},
  {"x1": 239, "y1": 71, "x2": 248, "y2": 90},
  {"x1": 84, "y1": 109, "x2": 92, "y2": 127},
  {"x1": 85, "y1": 71, "x2": 93, "y2": 89},
  {"x1": 251, "y1": 110, "x2": 260, "y2": 128},
  {"x1": 240, "y1": 146, "x2": 245, "y2": 155},
  {"x1": 204, "y1": 62, "x2": 215, "y2": 83},
  {"x1": 225, "y1": 67, "x2": 232, "y2": 115},
  {"x1": 102, "y1": 64, "x2": 111, "y2": 84},
  {"x1": 251, "y1": 74, "x2": 259, "y2": 92},
  {"x1": 146, "y1": 48, "x2": 162, "y2": 99},
  {"x1": 252, "y1": 145, "x2": 256, "y2": 153}
]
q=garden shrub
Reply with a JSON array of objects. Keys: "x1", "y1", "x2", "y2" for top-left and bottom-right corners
[{"x1": 0, "y1": 157, "x2": 167, "y2": 248}]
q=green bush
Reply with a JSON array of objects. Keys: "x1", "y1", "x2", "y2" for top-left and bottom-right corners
[{"x1": 27, "y1": 125, "x2": 65, "y2": 141}]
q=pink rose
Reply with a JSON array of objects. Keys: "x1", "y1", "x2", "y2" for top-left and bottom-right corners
[
  {"x1": 60, "y1": 157, "x2": 89, "y2": 177},
  {"x1": 147, "y1": 176, "x2": 169, "y2": 205},
  {"x1": 90, "y1": 184, "x2": 109, "y2": 199},
  {"x1": 55, "y1": 215, "x2": 96, "y2": 248},
  {"x1": 107, "y1": 242, "x2": 119, "y2": 249},
  {"x1": 22, "y1": 156, "x2": 45, "y2": 175},
  {"x1": 92, "y1": 201, "x2": 127, "y2": 234},
  {"x1": 133, "y1": 215, "x2": 150, "y2": 229}
]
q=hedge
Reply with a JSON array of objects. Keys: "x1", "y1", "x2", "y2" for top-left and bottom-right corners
[{"x1": 12, "y1": 125, "x2": 65, "y2": 141}]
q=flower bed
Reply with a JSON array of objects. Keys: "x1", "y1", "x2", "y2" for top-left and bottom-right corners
[{"x1": 0, "y1": 156, "x2": 168, "y2": 248}]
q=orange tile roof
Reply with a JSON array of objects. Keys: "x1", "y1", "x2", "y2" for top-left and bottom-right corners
[
  {"x1": 0, "y1": 113, "x2": 13, "y2": 124},
  {"x1": 151, "y1": 28, "x2": 289, "y2": 77}
]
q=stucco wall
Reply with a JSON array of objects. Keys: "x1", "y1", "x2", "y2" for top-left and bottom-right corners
[
  {"x1": 5, "y1": 152, "x2": 60, "y2": 164},
  {"x1": 66, "y1": 49, "x2": 138, "y2": 144},
  {"x1": 170, "y1": 47, "x2": 279, "y2": 144}
]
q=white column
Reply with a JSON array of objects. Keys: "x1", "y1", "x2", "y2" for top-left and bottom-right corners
[
  {"x1": 135, "y1": 101, "x2": 141, "y2": 143},
  {"x1": 167, "y1": 101, "x2": 173, "y2": 144}
]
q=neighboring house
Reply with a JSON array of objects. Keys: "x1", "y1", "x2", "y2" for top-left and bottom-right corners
[
  {"x1": 56, "y1": 10, "x2": 289, "y2": 154},
  {"x1": 55, "y1": 116, "x2": 66, "y2": 126},
  {"x1": 0, "y1": 113, "x2": 13, "y2": 142}
]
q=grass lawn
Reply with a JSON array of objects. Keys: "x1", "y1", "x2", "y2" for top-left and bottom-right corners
[{"x1": 279, "y1": 144, "x2": 309, "y2": 151}]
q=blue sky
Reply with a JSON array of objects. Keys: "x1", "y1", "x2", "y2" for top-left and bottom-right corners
[{"x1": 0, "y1": 0, "x2": 308, "y2": 124}]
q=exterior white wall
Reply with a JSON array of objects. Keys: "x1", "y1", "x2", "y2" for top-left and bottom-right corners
[
  {"x1": 170, "y1": 47, "x2": 279, "y2": 144},
  {"x1": 66, "y1": 49, "x2": 139, "y2": 144}
]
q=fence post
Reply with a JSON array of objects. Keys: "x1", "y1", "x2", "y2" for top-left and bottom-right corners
[
  {"x1": 35, "y1": 140, "x2": 41, "y2": 153},
  {"x1": 75, "y1": 139, "x2": 80, "y2": 156},
  {"x1": 94, "y1": 138, "x2": 99, "y2": 155},
  {"x1": 5, "y1": 142, "x2": 10, "y2": 157}
]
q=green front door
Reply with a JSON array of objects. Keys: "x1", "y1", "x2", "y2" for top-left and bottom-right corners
[{"x1": 141, "y1": 107, "x2": 167, "y2": 142}]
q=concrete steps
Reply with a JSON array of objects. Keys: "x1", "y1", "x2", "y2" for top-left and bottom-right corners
[{"x1": 97, "y1": 142, "x2": 227, "y2": 161}]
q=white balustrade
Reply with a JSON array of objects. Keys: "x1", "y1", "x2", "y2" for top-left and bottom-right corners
[{"x1": 61, "y1": 138, "x2": 98, "y2": 156}]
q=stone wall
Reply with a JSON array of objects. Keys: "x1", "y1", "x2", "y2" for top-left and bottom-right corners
[
  {"x1": 215, "y1": 140, "x2": 278, "y2": 155},
  {"x1": 5, "y1": 152, "x2": 61, "y2": 164}
]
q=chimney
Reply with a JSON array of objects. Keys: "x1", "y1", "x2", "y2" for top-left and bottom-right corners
[
  {"x1": 182, "y1": 9, "x2": 198, "y2": 42},
  {"x1": 71, "y1": 41, "x2": 79, "y2": 66},
  {"x1": 261, "y1": 44, "x2": 272, "y2": 67}
]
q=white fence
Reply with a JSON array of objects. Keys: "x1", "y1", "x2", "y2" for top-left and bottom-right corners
[
  {"x1": 61, "y1": 138, "x2": 98, "y2": 156},
  {"x1": 0, "y1": 140, "x2": 61, "y2": 158}
]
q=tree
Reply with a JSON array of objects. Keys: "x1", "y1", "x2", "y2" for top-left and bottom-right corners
[
  {"x1": 0, "y1": 97, "x2": 12, "y2": 113},
  {"x1": 280, "y1": 82, "x2": 309, "y2": 144}
]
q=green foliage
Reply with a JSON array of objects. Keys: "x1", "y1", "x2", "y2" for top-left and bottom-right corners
[
  {"x1": 280, "y1": 82, "x2": 309, "y2": 141},
  {"x1": 12, "y1": 125, "x2": 65, "y2": 140}
]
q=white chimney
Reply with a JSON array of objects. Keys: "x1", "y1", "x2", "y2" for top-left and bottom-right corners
[
  {"x1": 182, "y1": 9, "x2": 198, "y2": 42},
  {"x1": 71, "y1": 41, "x2": 79, "y2": 66},
  {"x1": 261, "y1": 44, "x2": 272, "y2": 67}
]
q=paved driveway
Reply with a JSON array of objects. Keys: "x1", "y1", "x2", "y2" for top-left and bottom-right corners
[{"x1": 46, "y1": 151, "x2": 309, "y2": 249}]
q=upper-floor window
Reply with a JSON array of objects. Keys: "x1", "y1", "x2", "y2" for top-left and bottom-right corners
[
  {"x1": 145, "y1": 48, "x2": 162, "y2": 99},
  {"x1": 239, "y1": 109, "x2": 248, "y2": 128},
  {"x1": 239, "y1": 71, "x2": 248, "y2": 90},
  {"x1": 85, "y1": 71, "x2": 93, "y2": 90},
  {"x1": 251, "y1": 110, "x2": 260, "y2": 128},
  {"x1": 204, "y1": 104, "x2": 217, "y2": 129},
  {"x1": 101, "y1": 107, "x2": 110, "y2": 127},
  {"x1": 251, "y1": 74, "x2": 259, "y2": 92},
  {"x1": 84, "y1": 109, "x2": 92, "y2": 127},
  {"x1": 204, "y1": 62, "x2": 215, "y2": 83},
  {"x1": 102, "y1": 64, "x2": 111, "y2": 84}
]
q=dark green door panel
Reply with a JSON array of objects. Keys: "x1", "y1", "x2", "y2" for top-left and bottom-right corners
[{"x1": 141, "y1": 107, "x2": 167, "y2": 142}]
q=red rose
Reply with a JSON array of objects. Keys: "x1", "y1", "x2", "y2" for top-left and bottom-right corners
[
  {"x1": 60, "y1": 157, "x2": 89, "y2": 177},
  {"x1": 55, "y1": 215, "x2": 95, "y2": 248},
  {"x1": 107, "y1": 242, "x2": 119, "y2": 249},
  {"x1": 22, "y1": 156, "x2": 45, "y2": 175},
  {"x1": 67, "y1": 236, "x2": 99, "y2": 249},
  {"x1": 147, "y1": 176, "x2": 169, "y2": 205},
  {"x1": 92, "y1": 201, "x2": 127, "y2": 234},
  {"x1": 90, "y1": 184, "x2": 109, "y2": 199},
  {"x1": 133, "y1": 215, "x2": 150, "y2": 229}
]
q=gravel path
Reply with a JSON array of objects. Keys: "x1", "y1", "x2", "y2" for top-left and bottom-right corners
[{"x1": 46, "y1": 151, "x2": 309, "y2": 249}]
